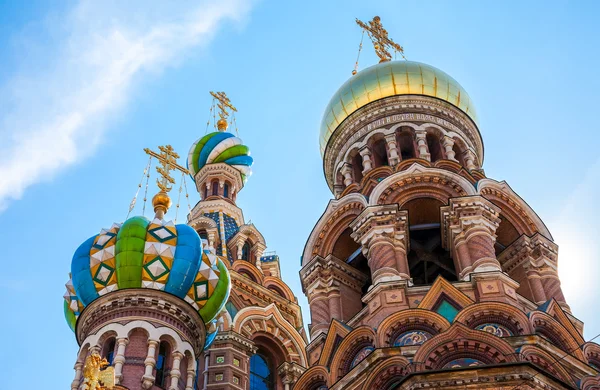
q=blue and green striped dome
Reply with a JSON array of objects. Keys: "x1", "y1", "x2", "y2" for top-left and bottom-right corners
[
  {"x1": 187, "y1": 132, "x2": 253, "y2": 182},
  {"x1": 63, "y1": 216, "x2": 231, "y2": 344}
]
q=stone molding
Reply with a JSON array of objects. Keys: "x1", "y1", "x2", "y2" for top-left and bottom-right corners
[
  {"x1": 499, "y1": 233, "x2": 558, "y2": 273},
  {"x1": 193, "y1": 162, "x2": 244, "y2": 195},
  {"x1": 76, "y1": 289, "x2": 206, "y2": 355},
  {"x1": 301, "y1": 255, "x2": 368, "y2": 295},
  {"x1": 323, "y1": 95, "x2": 483, "y2": 190},
  {"x1": 350, "y1": 204, "x2": 409, "y2": 257},
  {"x1": 188, "y1": 198, "x2": 245, "y2": 227}
]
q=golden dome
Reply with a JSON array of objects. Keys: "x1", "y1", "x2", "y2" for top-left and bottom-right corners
[{"x1": 319, "y1": 60, "x2": 478, "y2": 155}]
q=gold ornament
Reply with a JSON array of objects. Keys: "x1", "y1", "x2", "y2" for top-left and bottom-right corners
[
  {"x1": 210, "y1": 91, "x2": 237, "y2": 132},
  {"x1": 356, "y1": 16, "x2": 405, "y2": 62},
  {"x1": 82, "y1": 352, "x2": 115, "y2": 390}
]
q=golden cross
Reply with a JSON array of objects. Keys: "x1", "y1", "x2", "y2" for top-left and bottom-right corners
[
  {"x1": 144, "y1": 145, "x2": 190, "y2": 193},
  {"x1": 356, "y1": 16, "x2": 405, "y2": 63},
  {"x1": 210, "y1": 91, "x2": 237, "y2": 121}
]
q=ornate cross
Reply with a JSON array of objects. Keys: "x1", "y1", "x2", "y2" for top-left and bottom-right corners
[
  {"x1": 144, "y1": 145, "x2": 190, "y2": 193},
  {"x1": 210, "y1": 91, "x2": 237, "y2": 122},
  {"x1": 356, "y1": 16, "x2": 404, "y2": 62}
]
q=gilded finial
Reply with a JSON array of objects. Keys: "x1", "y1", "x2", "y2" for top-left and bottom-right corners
[
  {"x1": 144, "y1": 145, "x2": 191, "y2": 218},
  {"x1": 210, "y1": 91, "x2": 237, "y2": 132},
  {"x1": 83, "y1": 352, "x2": 115, "y2": 390},
  {"x1": 356, "y1": 16, "x2": 405, "y2": 63}
]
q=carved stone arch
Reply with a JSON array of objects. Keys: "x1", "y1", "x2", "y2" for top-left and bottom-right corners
[
  {"x1": 190, "y1": 215, "x2": 218, "y2": 231},
  {"x1": 454, "y1": 301, "x2": 533, "y2": 336},
  {"x1": 478, "y1": 178, "x2": 553, "y2": 240},
  {"x1": 361, "y1": 355, "x2": 411, "y2": 390},
  {"x1": 232, "y1": 260, "x2": 264, "y2": 284},
  {"x1": 330, "y1": 326, "x2": 376, "y2": 381},
  {"x1": 389, "y1": 122, "x2": 420, "y2": 135},
  {"x1": 263, "y1": 276, "x2": 295, "y2": 301},
  {"x1": 584, "y1": 342, "x2": 600, "y2": 370},
  {"x1": 369, "y1": 163, "x2": 476, "y2": 206},
  {"x1": 377, "y1": 309, "x2": 451, "y2": 347},
  {"x1": 529, "y1": 311, "x2": 584, "y2": 359},
  {"x1": 238, "y1": 223, "x2": 266, "y2": 247},
  {"x1": 233, "y1": 304, "x2": 307, "y2": 366},
  {"x1": 360, "y1": 166, "x2": 394, "y2": 196},
  {"x1": 518, "y1": 344, "x2": 575, "y2": 385},
  {"x1": 294, "y1": 365, "x2": 330, "y2": 390},
  {"x1": 413, "y1": 323, "x2": 517, "y2": 370},
  {"x1": 302, "y1": 193, "x2": 368, "y2": 265},
  {"x1": 581, "y1": 376, "x2": 600, "y2": 390}
]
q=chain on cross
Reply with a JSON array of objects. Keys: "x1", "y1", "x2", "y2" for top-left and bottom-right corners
[
  {"x1": 356, "y1": 16, "x2": 405, "y2": 62},
  {"x1": 210, "y1": 91, "x2": 237, "y2": 122}
]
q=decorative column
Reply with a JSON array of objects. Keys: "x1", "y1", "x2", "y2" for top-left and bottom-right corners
[
  {"x1": 278, "y1": 362, "x2": 306, "y2": 390},
  {"x1": 351, "y1": 204, "x2": 410, "y2": 284},
  {"x1": 359, "y1": 146, "x2": 373, "y2": 173},
  {"x1": 72, "y1": 360, "x2": 84, "y2": 390},
  {"x1": 415, "y1": 130, "x2": 430, "y2": 161},
  {"x1": 168, "y1": 351, "x2": 183, "y2": 390},
  {"x1": 185, "y1": 364, "x2": 196, "y2": 390},
  {"x1": 442, "y1": 136, "x2": 456, "y2": 161},
  {"x1": 341, "y1": 163, "x2": 353, "y2": 186},
  {"x1": 525, "y1": 266, "x2": 547, "y2": 304},
  {"x1": 236, "y1": 239, "x2": 245, "y2": 260},
  {"x1": 384, "y1": 134, "x2": 400, "y2": 166},
  {"x1": 113, "y1": 337, "x2": 129, "y2": 384},
  {"x1": 251, "y1": 242, "x2": 267, "y2": 270},
  {"x1": 441, "y1": 196, "x2": 501, "y2": 280},
  {"x1": 464, "y1": 150, "x2": 478, "y2": 170},
  {"x1": 141, "y1": 339, "x2": 159, "y2": 389}
]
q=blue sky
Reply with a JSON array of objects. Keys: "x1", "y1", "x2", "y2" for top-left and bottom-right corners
[{"x1": 0, "y1": 1, "x2": 599, "y2": 388}]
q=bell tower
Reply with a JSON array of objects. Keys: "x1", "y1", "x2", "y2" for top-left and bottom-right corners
[{"x1": 296, "y1": 15, "x2": 600, "y2": 390}]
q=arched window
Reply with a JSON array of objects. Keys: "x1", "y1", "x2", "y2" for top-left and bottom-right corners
[
  {"x1": 371, "y1": 139, "x2": 389, "y2": 167},
  {"x1": 224, "y1": 183, "x2": 230, "y2": 198},
  {"x1": 104, "y1": 338, "x2": 116, "y2": 365},
  {"x1": 351, "y1": 152, "x2": 364, "y2": 183},
  {"x1": 250, "y1": 353, "x2": 273, "y2": 390},
  {"x1": 398, "y1": 132, "x2": 416, "y2": 160},
  {"x1": 426, "y1": 133, "x2": 443, "y2": 162},
  {"x1": 241, "y1": 241, "x2": 251, "y2": 261},
  {"x1": 212, "y1": 181, "x2": 219, "y2": 196},
  {"x1": 155, "y1": 341, "x2": 169, "y2": 388}
]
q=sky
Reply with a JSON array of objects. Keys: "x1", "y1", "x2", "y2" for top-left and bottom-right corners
[{"x1": 0, "y1": 0, "x2": 599, "y2": 388}]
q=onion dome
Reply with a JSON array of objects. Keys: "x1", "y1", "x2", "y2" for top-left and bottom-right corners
[
  {"x1": 63, "y1": 216, "x2": 231, "y2": 339},
  {"x1": 187, "y1": 132, "x2": 253, "y2": 182},
  {"x1": 319, "y1": 60, "x2": 478, "y2": 156}
]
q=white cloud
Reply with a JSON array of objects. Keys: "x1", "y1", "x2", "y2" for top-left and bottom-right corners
[{"x1": 0, "y1": 0, "x2": 252, "y2": 210}]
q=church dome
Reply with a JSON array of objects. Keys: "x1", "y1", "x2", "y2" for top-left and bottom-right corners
[
  {"x1": 63, "y1": 216, "x2": 231, "y2": 337},
  {"x1": 187, "y1": 132, "x2": 253, "y2": 182},
  {"x1": 319, "y1": 60, "x2": 478, "y2": 155}
]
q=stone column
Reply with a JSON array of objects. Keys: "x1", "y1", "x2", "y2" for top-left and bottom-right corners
[
  {"x1": 142, "y1": 339, "x2": 159, "y2": 389},
  {"x1": 442, "y1": 136, "x2": 456, "y2": 161},
  {"x1": 526, "y1": 267, "x2": 546, "y2": 304},
  {"x1": 351, "y1": 205, "x2": 410, "y2": 284},
  {"x1": 252, "y1": 242, "x2": 267, "y2": 270},
  {"x1": 72, "y1": 361, "x2": 84, "y2": 390},
  {"x1": 341, "y1": 163, "x2": 353, "y2": 186},
  {"x1": 441, "y1": 196, "x2": 501, "y2": 280},
  {"x1": 113, "y1": 337, "x2": 129, "y2": 384},
  {"x1": 359, "y1": 146, "x2": 373, "y2": 173},
  {"x1": 168, "y1": 352, "x2": 183, "y2": 390},
  {"x1": 384, "y1": 134, "x2": 400, "y2": 166},
  {"x1": 464, "y1": 150, "x2": 478, "y2": 170},
  {"x1": 415, "y1": 130, "x2": 430, "y2": 161},
  {"x1": 236, "y1": 239, "x2": 245, "y2": 260},
  {"x1": 185, "y1": 365, "x2": 196, "y2": 390},
  {"x1": 278, "y1": 362, "x2": 306, "y2": 390}
]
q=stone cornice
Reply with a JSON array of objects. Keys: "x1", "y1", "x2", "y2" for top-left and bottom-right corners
[
  {"x1": 76, "y1": 289, "x2": 205, "y2": 354},
  {"x1": 188, "y1": 198, "x2": 245, "y2": 226},
  {"x1": 323, "y1": 95, "x2": 484, "y2": 190},
  {"x1": 213, "y1": 330, "x2": 257, "y2": 355},
  {"x1": 441, "y1": 195, "x2": 501, "y2": 250},
  {"x1": 194, "y1": 162, "x2": 244, "y2": 194},
  {"x1": 300, "y1": 255, "x2": 369, "y2": 294},
  {"x1": 350, "y1": 204, "x2": 409, "y2": 255},
  {"x1": 499, "y1": 233, "x2": 559, "y2": 273}
]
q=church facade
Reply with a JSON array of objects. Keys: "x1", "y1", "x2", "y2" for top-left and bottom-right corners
[{"x1": 63, "y1": 16, "x2": 600, "y2": 390}]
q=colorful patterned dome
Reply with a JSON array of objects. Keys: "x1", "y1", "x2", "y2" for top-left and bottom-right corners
[
  {"x1": 63, "y1": 216, "x2": 231, "y2": 340},
  {"x1": 187, "y1": 132, "x2": 253, "y2": 182}
]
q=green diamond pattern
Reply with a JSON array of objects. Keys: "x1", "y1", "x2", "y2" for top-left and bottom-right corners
[
  {"x1": 93, "y1": 263, "x2": 115, "y2": 286},
  {"x1": 148, "y1": 226, "x2": 176, "y2": 242},
  {"x1": 193, "y1": 281, "x2": 209, "y2": 301},
  {"x1": 143, "y1": 257, "x2": 170, "y2": 281}
]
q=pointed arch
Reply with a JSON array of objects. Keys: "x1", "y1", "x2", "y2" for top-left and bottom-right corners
[
  {"x1": 377, "y1": 309, "x2": 450, "y2": 347},
  {"x1": 454, "y1": 301, "x2": 533, "y2": 336},
  {"x1": 529, "y1": 311, "x2": 584, "y2": 359},
  {"x1": 294, "y1": 365, "x2": 330, "y2": 390},
  {"x1": 231, "y1": 260, "x2": 264, "y2": 284},
  {"x1": 233, "y1": 304, "x2": 307, "y2": 366},
  {"x1": 330, "y1": 326, "x2": 376, "y2": 380},
  {"x1": 413, "y1": 323, "x2": 517, "y2": 370},
  {"x1": 518, "y1": 344, "x2": 576, "y2": 386},
  {"x1": 263, "y1": 276, "x2": 295, "y2": 301},
  {"x1": 361, "y1": 355, "x2": 411, "y2": 390}
]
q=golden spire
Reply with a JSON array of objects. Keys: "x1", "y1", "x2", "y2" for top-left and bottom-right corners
[
  {"x1": 210, "y1": 91, "x2": 237, "y2": 131},
  {"x1": 355, "y1": 16, "x2": 405, "y2": 63},
  {"x1": 143, "y1": 145, "x2": 190, "y2": 218}
]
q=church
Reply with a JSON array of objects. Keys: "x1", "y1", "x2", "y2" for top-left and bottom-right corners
[{"x1": 63, "y1": 16, "x2": 600, "y2": 390}]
